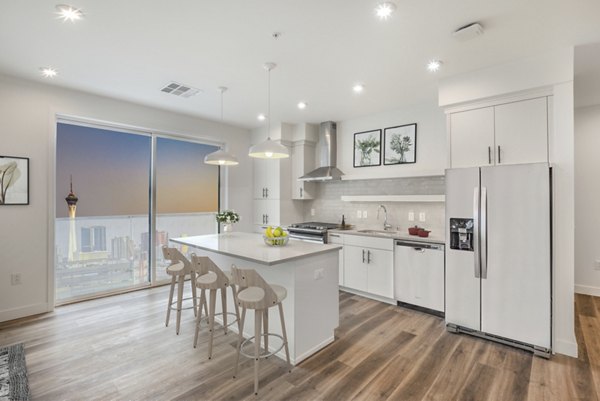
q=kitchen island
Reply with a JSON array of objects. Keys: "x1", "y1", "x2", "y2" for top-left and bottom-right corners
[{"x1": 170, "y1": 232, "x2": 341, "y2": 365}]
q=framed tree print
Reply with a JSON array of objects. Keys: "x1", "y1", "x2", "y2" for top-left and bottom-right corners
[
  {"x1": 353, "y1": 129, "x2": 381, "y2": 167},
  {"x1": 384, "y1": 124, "x2": 417, "y2": 165},
  {"x1": 0, "y1": 156, "x2": 29, "y2": 205}
]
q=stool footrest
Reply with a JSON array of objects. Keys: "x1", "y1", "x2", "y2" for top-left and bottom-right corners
[
  {"x1": 240, "y1": 334, "x2": 285, "y2": 360},
  {"x1": 169, "y1": 296, "x2": 202, "y2": 311},
  {"x1": 198, "y1": 312, "x2": 239, "y2": 328}
]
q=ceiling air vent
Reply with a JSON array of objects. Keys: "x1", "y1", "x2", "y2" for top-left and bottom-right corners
[
  {"x1": 453, "y1": 22, "x2": 484, "y2": 41},
  {"x1": 160, "y1": 82, "x2": 202, "y2": 98}
]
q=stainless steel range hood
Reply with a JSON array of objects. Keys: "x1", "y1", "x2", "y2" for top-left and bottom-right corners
[{"x1": 299, "y1": 121, "x2": 344, "y2": 181}]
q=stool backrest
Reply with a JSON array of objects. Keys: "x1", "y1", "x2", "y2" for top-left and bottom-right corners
[
  {"x1": 230, "y1": 265, "x2": 278, "y2": 309},
  {"x1": 190, "y1": 254, "x2": 230, "y2": 286},
  {"x1": 162, "y1": 246, "x2": 191, "y2": 274}
]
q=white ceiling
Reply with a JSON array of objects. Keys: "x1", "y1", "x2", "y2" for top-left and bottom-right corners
[{"x1": 1, "y1": 0, "x2": 599, "y2": 128}]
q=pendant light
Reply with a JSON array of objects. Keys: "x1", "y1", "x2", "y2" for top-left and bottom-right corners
[
  {"x1": 248, "y1": 62, "x2": 290, "y2": 159},
  {"x1": 204, "y1": 87, "x2": 239, "y2": 166}
]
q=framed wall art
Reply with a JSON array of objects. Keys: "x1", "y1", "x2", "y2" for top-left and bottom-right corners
[
  {"x1": 0, "y1": 156, "x2": 29, "y2": 205},
  {"x1": 353, "y1": 129, "x2": 381, "y2": 168},
  {"x1": 384, "y1": 123, "x2": 417, "y2": 165}
]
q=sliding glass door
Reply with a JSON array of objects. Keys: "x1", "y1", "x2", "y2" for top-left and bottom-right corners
[
  {"x1": 154, "y1": 136, "x2": 219, "y2": 282},
  {"x1": 55, "y1": 121, "x2": 220, "y2": 303}
]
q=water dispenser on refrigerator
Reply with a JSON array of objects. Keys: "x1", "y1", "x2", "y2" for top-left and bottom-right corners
[{"x1": 449, "y1": 218, "x2": 474, "y2": 251}]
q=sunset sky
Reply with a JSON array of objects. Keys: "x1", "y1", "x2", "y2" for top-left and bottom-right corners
[{"x1": 56, "y1": 123, "x2": 219, "y2": 218}]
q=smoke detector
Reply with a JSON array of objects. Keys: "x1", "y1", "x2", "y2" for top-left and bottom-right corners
[
  {"x1": 160, "y1": 82, "x2": 202, "y2": 98},
  {"x1": 453, "y1": 22, "x2": 484, "y2": 41}
]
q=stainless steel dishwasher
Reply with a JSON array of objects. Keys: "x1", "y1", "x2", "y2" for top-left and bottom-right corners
[{"x1": 394, "y1": 240, "x2": 445, "y2": 313}]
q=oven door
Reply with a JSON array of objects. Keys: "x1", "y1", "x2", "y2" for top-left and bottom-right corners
[{"x1": 288, "y1": 232, "x2": 325, "y2": 243}]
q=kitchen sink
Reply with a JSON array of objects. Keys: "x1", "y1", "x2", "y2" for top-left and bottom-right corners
[{"x1": 357, "y1": 229, "x2": 400, "y2": 235}]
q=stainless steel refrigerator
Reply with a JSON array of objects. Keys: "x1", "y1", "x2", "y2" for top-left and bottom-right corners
[{"x1": 445, "y1": 163, "x2": 551, "y2": 357}]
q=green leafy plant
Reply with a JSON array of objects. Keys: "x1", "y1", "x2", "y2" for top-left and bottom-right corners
[
  {"x1": 389, "y1": 134, "x2": 413, "y2": 163},
  {"x1": 216, "y1": 210, "x2": 240, "y2": 224},
  {"x1": 356, "y1": 135, "x2": 380, "y2": 165}
]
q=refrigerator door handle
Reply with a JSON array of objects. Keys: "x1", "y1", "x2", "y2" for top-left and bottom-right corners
[
  {"x1": 473, "y1": 187, "x2": 481, "y2": 279},
  {"x1": 481, "y1": 187, "x2": 488, "y2": 279}
]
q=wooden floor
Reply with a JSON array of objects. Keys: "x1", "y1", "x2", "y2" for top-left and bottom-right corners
[{"x1": 1, "y1": 287, "x2": 599, "y2": 401}]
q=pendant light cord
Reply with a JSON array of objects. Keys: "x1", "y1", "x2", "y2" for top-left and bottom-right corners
[{"x1": 267, "y1": 66, "x2": 271, "y2": 140}]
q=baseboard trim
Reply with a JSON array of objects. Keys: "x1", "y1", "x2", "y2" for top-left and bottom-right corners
[
  {"x1": 0, "y1": 303, "x2": 50, "y2": 323},
  {"x1": 554, "y1": 339, "x2": 578, "y2": 358},
  {"x1": 575, "y1": 284, "x2": 600, "y2": 297}
]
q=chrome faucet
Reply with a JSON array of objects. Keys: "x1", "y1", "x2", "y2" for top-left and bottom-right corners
[{"x1": 377, "y1": 204, "x2": 393, "y2": 231}]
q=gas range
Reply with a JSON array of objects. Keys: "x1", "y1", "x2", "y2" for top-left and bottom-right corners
[{"x1": 287, "y1": 222, "x2": 340, "y2": 243}]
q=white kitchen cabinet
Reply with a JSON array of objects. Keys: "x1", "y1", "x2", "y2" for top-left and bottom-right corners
[
  {"x1": 328, "y1": 233, "x2": 345, "y2": 286},
  {"x1": 251, "y1": 123, "x2": 303, "y2": 232},
  {"x1": 253, "y1": 199, "x2": 280, "y2": 226},
  {"x1": 253, "y1": 159, "x2": 280, "y2": 200},
  {"x1": 494, "y1": 97, "x2": 548, "y2": 165},
  {"x1": 448, "y1": 96, "x2": 549, "y2": 168},
  {"x1": 342, "y1": 236, "x2": 394, "y2": 299},
  {"x1": 365, "y1": 248, "x2": 394, "y2": 298},
  {"x1": 343, "y1": 245, "x2": 368, "y2": 292},
  {"x1": 394, "y1": 241, "x2": 445, "y2": 312},
  {"x1": 291, "y1": 142, "x2": 316, "y2": 200},
  {"x1": 449, "y1": 107, "x2": 495, "y2": 168}
]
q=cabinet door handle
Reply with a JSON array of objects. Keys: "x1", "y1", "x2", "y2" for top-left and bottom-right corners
[
  {"x1": 262, "y1": 188, "x2": 265, "y2": 198},
  {"x1": 300, "y1": 188, "x2": 303, "y2": 198},
  {"x1": 330, "y1": 234, "x2": 340, "y2": 238},
  {"x1": 265, "y1": 188, "x2": 269, "y2": 198},
  {"x1": 262, "y1": 214, "x2": 266, "y2": 224},
  {"x1": 497, "y1": 145, "x2": 501, "y2": 164},
  {"x1": 367, "y1": 250, "x2": 371, "y2": 264},
  {"x1": 265, "y1": 214, "x2": 269, "y2": 224},
  {"x1": 362, "y1": 249, "x2": 366, "y2": 263},
  {"x1": 488, "y1": 146, "x2": 492, "y2": 165}
]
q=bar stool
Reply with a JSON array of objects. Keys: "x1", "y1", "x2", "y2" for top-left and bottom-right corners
[
  {"x1": 190, "y1": 254, "x2": 240, "y2": 359},
  {"x1": 162, "y1": 246, "x2": 207, "y2": 335},
  {"x1": 231, "y1": 265, "x2": 291, "y2": 395}
]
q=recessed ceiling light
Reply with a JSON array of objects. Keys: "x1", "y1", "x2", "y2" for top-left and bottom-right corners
[
  {"x1": 55, "y1": 4, "x2": 84, "y2": 22},
  {"x1": 257, "y1": 114, "x2": 266, "y2": 121},
  {"x1": 427, "y1": 60, "x2": 443, "y2": 72},
  {"x1": 375, "y1": 2, "x2": 396, "y2": 20},
  {"x1": 297, "y1": 102, "x2": 307, "y2": 110},
  {"x1": 40, "y1": 67, "x2": 58, "y2": 78},
  {"x1": 353, "y1": 83, "x2": 365, "y2": 93}
]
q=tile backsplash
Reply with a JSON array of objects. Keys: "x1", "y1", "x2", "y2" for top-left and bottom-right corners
[{"x1": 302, "y1": 176, "x2": 446, "y2": 236}]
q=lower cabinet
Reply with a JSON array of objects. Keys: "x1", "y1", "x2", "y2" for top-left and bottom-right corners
[
  {"x1": 343, "y1": 245, "x2": 393, "y2": 298},
  {"x1": 328, "y1": 233, "x2": 345, "y2": 286}
]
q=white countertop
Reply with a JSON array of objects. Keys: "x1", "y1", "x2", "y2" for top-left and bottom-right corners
[
  {"x1": 170, "y1": 232, "x2": 342, "y2": 266},
  {"x1": 329, "y1": 229, "x2": 446, "y2": 245}
]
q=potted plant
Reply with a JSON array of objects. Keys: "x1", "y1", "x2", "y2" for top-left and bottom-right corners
[{"x1": 215, "y1": 210, "x2": 240, "y2": 233}]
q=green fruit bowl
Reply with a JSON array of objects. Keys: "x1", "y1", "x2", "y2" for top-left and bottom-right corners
[{"x1": 263, "y1": 234, "x2": 289, "y2": 246}]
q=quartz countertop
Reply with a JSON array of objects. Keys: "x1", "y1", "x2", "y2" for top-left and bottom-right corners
[
  {"x1": 329, "y1": 228, "x2": 445, "y2": 245},
  {"x1": 170, "y1": 232, "x2": 342, "y2": 266}
]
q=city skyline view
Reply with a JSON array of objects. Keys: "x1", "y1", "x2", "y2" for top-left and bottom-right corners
[{"x1": 56, "y1": 122, "x2": 219, "y2": 218}]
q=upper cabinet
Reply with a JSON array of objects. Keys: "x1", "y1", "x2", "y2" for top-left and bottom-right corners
[
  {"x1": 448, "y1": 96, "x2": 549, "y2": 168},
  {"x1": 449, "y1": 107, "x2": 495, "y2": 168},
  {"x1": 291, "y1": 141, "x2": 316, "y2": 200},
  {"x1": 494, "y1": 97, "x2": 548, "y2": 165}
]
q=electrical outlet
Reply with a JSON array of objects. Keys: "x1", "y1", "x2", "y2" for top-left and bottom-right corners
[
  {"x1": 408, "y1": 211, "x2": 415, "y2": 222},
  {"x1": 314, "y1": 268, "x2": 324, "y2": 280},
  {"x1": 595, "y1": 260, "x2": 600, "y2": 271},
  {"x1": 363, "y1": 210, "x2": 368, "y2": 219},
  {"x1": 357, "y1": 210, "x2": 362, "y2": 219},
  {"x1": 310, "y1": 208, "x2": 315, "y2": 216},
  {"x1": 11, "y1": 273, "x2": 22, "y2": 286},
  {"x1": 419, "y1": 212, "x2": 426, "y2": 222}
]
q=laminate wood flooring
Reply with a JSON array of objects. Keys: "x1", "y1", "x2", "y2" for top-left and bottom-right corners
[{"x1": 0, "y1": 287, "x2": 598, "y2": 401}]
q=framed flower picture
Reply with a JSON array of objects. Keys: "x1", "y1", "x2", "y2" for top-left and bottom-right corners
[
  {"x1": 0, "y1": 155, "x2": 29, "y2": 205},
  {"x1": 384, "y1": 124, "x2": 417, "y2": 165},
  {"x1": 353, "y1": 129, "x2": 381, "y2": 168}
]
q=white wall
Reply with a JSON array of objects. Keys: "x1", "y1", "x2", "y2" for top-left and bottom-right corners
[
  {"x1": 575, "y1": 104, "x2": 600, "y2": 296},
  {"x1": 0, "y1": 74, "x2": 253, "y2": 322},
  {"x1": 439, "y1": 47, "x2": 577, "y2": 357},
  {"x1": 337, "y1": 101, "x2": 447, "y2": 179}
]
